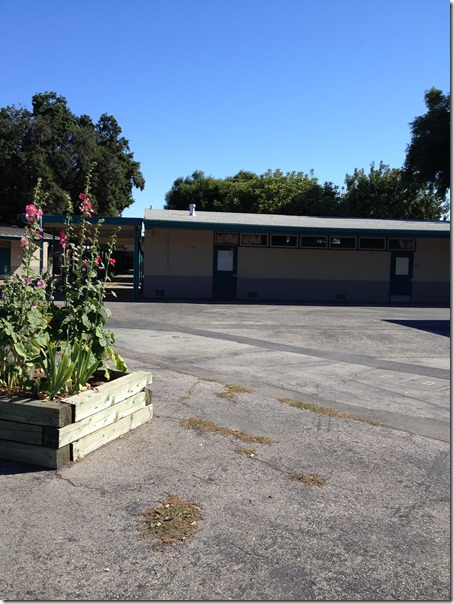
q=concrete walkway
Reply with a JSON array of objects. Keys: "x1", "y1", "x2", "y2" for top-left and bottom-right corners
[{"x1": 0, "y1": 303, "x2": 450, "y2": 600}]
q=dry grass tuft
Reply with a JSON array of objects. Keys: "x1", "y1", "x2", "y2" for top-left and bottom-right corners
[
  {"x1": 289, "y1": 473, "x2": 327, "y2": 487},
  {"x1": 224, "y1": 384, "x2": 256, "y2": 394},
  {"x1": 140, "y1": 495, "x2": 202, "y2": 547},
  {"x1": 216, "y1": 390, "x2": 236, "y2": 401},
  {"x1": 216, "y1": 384, "x2": 256, "y2": 403},
  {"x1": 181, "y1": 416, "x2": 277, "y2": 445},
  {"x1": 234, "y1": 447, "x2": 257, "y2": 457},
  {"x1": 278, "y1": 398, "x2": 385, "y2": 426}
]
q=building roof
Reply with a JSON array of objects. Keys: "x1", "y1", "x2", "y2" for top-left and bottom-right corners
[
  {"x1": 0, "y1": 224, "x2": 53, "y2": 240},
  {"x1": 143, "y1": 210, "x2": 450, "y2": 238}
]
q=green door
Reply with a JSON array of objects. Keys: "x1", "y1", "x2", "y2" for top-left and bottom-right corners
[
  {"x1": 213, "y1": 245, "x2": 237, "y2": 300},
  {"x1": 389, "y1": 252, "x2": 413, "y2": 302},
  {"x1": 0, "y1": 248, "x2": 10, "y2": 277}
]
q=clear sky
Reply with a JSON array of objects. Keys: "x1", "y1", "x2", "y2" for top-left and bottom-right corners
[{"x1": 0, "y1": 0, "x2": 449, "y2": 217}]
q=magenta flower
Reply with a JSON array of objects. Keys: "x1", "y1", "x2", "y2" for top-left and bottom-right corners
[
  {"x1": 20, "y1": 236, "x2": 29, "y2": 248},
  {"x1": 59, "y1": 230, "x2": 67, "y2": 250},
  {"x1": 36, "y1": 279, "x2": 46, "y2": 289},
  {"x1": 109, "y1": 258, "x2": 116, "y2": 266},
  {"x1": 25, "y1": 204, "x2": 43, "y2": 223}
]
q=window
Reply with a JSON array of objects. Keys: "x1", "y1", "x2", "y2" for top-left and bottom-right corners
[
  {"x1": 388, "y1": 238, "x2": 415, "y2": 251},
  {"x1": 215, "y1": 232, "x2": 238, "y2": 245},
  {"x1": 240, "y1": 233, "x2": 268, "y2": 246},
  {"x1": 359, "y1": 237, "x2": 386, "y2": 250},
  {"x1": 270, "y1": 234, "x2": 298, "y2": 247},
  {"x1": 300, "y1": 236, "x2": 328, "y2": 248},
  {"x1": 329, "y1": 236, "x2": 357, "y2": 249}
]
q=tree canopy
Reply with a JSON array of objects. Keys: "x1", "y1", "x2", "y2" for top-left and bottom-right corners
[
  {"x1": 403, "y1": 88, "x2": 450, "y2": 202},
  {"x1": 342, "y1": 161, "x2": 445, "y2": 220},
  {"x1": 0, "y1": 92, "x2": 145, "y2": 223},
  {"x1": 165, "y1": 162, "x2": 445, "y2": 220},
  {"x1": 165, "y1": 169, "x2": 343, "y2": 216}
]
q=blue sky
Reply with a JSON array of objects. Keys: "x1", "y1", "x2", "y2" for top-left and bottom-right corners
[{"x1": 0, "y1": 0, "x2": 449, "y2": 217}]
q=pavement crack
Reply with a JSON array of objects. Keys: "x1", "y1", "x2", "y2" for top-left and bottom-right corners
[{"x1": 55, "y1": 472, "x2": 109, "y2": 493}]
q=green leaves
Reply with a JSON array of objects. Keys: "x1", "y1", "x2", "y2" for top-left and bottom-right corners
[
  {"x1": 68, "y1": 339, "x2": 101, "y2": 394},
  {"x1": 403, "y1": 88, "x2": 450, "y2": 205},
  {"x1": 40, "y1": 343, "x2": 75, "y2": 400},
  {"x1": 0, "y1": 186, "x2": 127, "y2": 399},
  {"x1": 164, "y1": 169, "x2": 342, "y2": 216},
  {"x1": 0, "y1": 91, "x2": 145, "y2": 223}
]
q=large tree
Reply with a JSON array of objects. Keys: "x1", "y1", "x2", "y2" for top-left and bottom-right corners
[
  {"x1": 165, "y1": 169, "x2": 342, "y2": 216},
  {"x1": 0, "y1": 92, "x2": 145, "y2": 223},
  {"x1": 403, "y1": 88, "x2": 450, "y2": 203},
  {"x1": 340, "y1": 161, "x2": 444, "y2": 220}
]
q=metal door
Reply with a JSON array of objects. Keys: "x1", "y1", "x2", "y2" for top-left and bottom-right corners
[
  {"x1": 212, "y1": 245, "x2": 237, "y2": 300},
  {"x1": 389, "y1": 252, "x2": 413, "y2": 302}
]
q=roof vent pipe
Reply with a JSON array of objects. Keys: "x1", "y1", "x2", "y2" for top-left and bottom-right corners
[{"x1": 189, "y1": 204, "x2": 196, "y2": 216}]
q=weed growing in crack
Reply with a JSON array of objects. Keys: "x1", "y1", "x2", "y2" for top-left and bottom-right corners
[
  {"x1": 289, "y1": 473, "x2": 327, "y2": 487},
  {"x1": 234, "y1": 447, "x2": 257, "y2": 457},
  {"x1": 278, "y1": 398, "x2": 385, "y2": 426},
  {"x1": 216, "y1": 383, "x2": 256, "y2": 403},
  {"x1": 181, "y1": 417, "x2": 277, "y2": 444}
]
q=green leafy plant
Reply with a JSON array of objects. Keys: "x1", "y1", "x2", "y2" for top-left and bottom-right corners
[
  {"x1": 40, "y1": 342, "x2": 75, "y2": 400},
  {"x1": 0, "y1": 178, "x2": 127, "y2": 399}
]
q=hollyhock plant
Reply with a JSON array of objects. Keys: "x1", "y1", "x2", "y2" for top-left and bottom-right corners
[
  {"x1": 0, "y1": 179, "x2": 126, "y2": 399},
  {"x1": 25, "y1": 204, "x2": 43, "y2": 223},
  {"x1": 59, "y1": 230, "x2": 67, "y2": 250}
]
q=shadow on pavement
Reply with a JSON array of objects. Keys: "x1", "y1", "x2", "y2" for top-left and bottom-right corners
[{"x1": 384, "y1": 319, "x2": 450, "y2": 337}]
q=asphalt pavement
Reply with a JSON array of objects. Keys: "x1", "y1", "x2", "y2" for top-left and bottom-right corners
[{"x1": 0, "y1": 302, "x2": 450, "y2": 601}]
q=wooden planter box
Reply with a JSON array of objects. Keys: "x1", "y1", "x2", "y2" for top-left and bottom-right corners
[{"x1": 0, "y1": 370, "x2": 153, "y2": 469}]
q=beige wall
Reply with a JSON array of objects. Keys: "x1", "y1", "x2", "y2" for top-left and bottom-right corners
[
  {"x1": 413, "y1": 238, "x2": 450, "y2": 282},
  {"x1": 144, "y1": 229, "x2": 213, "y2": 277},
  {"x1": 10, "y1": 240, "x2": 49, "y2": 275},
  {"x1": 238, "y1": 247, "x2": 390, "y2": 281}
]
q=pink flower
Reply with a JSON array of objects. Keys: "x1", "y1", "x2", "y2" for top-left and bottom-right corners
[
  {"x1": 79, "y1": 199, "x2": 94, "y2": 217},
  {"x1": 59, "y1": 230, "x2": 67, "y2": 250},
  {"x1": 82, "y1": 259, "x2": 88, "y2": 266},
  {"x1": 25, "y1": 204, "x2": 43, "y2": 223},
  {"x1": 20, "y1": 236, "x2": 29, "y2": 248},
  {"x1": 109, "y1": 258, "x2": 116, "y2": 266},
  {"x1": 79, "y1": 193, "x2": 87, "y2": 201},
  {"x1": 94, "y1": 256, "x2": 101, "y2": 265},
  {"x1": 36, "y1": 279, "x2": 46, "y2": 289}
]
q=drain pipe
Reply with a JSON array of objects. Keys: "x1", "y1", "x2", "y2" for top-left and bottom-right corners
[{"x1": 189, "y1": 204, "x2": 196, "y2": 216}]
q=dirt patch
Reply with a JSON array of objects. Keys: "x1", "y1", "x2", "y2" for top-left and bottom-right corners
[{"x1": 140, "y1": 495, "x2": 202, "y2": 547}]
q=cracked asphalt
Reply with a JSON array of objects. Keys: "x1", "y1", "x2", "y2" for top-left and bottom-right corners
[{"x1": 0, "y1": 303, "x2": 450, "y2": 600}]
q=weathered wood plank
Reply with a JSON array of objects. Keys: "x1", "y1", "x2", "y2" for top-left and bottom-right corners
[
  {"x1": 57, "y1": 390, "x2": 150, "y2": 447},
  {"x1": 0, "y1": 440, "x2": 71, "y2": 469},
  {"x1": 71, "y1": 405, "x2": 153, "y2": 461},
  {"x1": 0, "y1": 420, "x2": 42, "y2": 445},
  {"x1": 65, "y1": 371, "x2": 153, "y2": 421},
  {"x1": 0, "y1": 397, "x2": 73, "y2": 427}
]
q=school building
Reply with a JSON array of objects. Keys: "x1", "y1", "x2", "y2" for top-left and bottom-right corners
[{"x1": 142, "y1": 209, "x2": 450, "y2": 305}]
